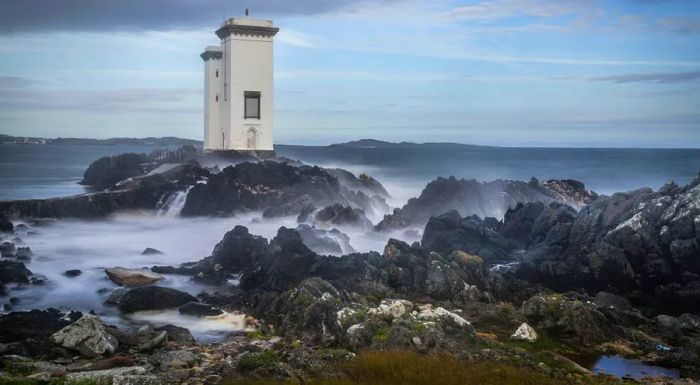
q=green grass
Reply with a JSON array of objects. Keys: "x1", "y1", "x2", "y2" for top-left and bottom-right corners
[{"x1": 223, "y1": 350, "x2": 636, "y2": 385}]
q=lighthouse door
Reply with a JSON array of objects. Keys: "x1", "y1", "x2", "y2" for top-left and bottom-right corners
[{"x1": 246, "y1": 128, "x2": 257, "y2": 150}]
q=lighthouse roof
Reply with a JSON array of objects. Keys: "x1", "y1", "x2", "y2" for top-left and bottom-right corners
[{"x1": 216, "y1": 17, "x2": 279, "y2": 39}]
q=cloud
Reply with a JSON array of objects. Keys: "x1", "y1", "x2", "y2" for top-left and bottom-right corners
[
  {"x1": 449, "y1": 0, "x2": 589, "y2": 21},
  {"x1": 276, "y1": 30, "x2": 325, "y2": 48},
  {"x1": 0, "y1": 88, "x2": 201, "y2": 112},
  {"x1": 0, "y1": 0, "x2": 390, "y2": 34},
  {"x1": 656, "y1": 17, "x2": 700, "y2": 35},
  {"x1": 590, "y1": 71, "x2": 700, "y2": 83},
  {"x1": 0, "y1": 75, "x2": 35, "y2": 88}
]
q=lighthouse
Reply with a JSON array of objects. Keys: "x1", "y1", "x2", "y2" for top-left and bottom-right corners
[{"x1": 201, "y1": 17, "x2": 278, "y2": 152}]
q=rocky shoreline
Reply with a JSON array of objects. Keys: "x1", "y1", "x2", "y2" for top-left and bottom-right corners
[{"x1": 0, "y1": 149, "x2": 699, "y2": 384}]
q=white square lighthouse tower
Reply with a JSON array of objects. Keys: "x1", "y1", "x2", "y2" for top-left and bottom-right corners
[{"x1": 201, "y1": 17, "x2": 278, "y2": 152}]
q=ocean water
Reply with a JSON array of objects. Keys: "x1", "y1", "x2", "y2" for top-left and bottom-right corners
[
  {"x1": 0, "y1": 144, "x2": 157, "y2": 200},
  {"x1": 276, "y1": 144, "x2": 700, "y2": 203},
  {"x1": 2, "y1": 143, "x2": 699, "y2": 202}
]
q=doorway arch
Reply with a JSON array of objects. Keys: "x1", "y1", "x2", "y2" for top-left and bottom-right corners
[{"x1": 246, "y1": 128, "x2": 257, "y2": 150}]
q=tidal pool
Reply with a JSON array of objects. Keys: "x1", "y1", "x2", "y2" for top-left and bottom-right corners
[{"x1": 592, "y1": 355, "x2": 680, "y2": 380}]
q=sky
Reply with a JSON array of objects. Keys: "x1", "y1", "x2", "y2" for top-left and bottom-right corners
[{"x1": 0, "y1": 0, "x2": 699, "y2": 147}]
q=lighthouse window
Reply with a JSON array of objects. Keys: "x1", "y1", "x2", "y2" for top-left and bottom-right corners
[
  {"x1": 244, "y1": 91, "x2": 261, "y2": 119},
  {"x1": 215, "y1": 95, "x2": 218, "y2": 102},
  {"x1": 215, "y1": 70, "x2": 219, "y2": 78}
]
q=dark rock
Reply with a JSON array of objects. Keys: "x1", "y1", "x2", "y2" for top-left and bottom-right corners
[
  {"x1": 105, "y1": 288, "x2": 130, "y2": 306},
  {"x1": 80, "y1": 153, "x2": 151, "y2": 189},
  {"x1": 154, "y1": 324, "x2": 195, "y2": 346},
  {"x1": 0, "y1": 177, "x2": 179, "y2": 219},
  {"x1": 296, "y1": 204, "x2": 317, "y2": 223},
  {"x1": 117, "y1": 286, "x2": 198, "y2": 313},
  {"x1": 314, "y1": 204, "x2": 372, "y2": 228},
  {"x1": 186, "y1": 225, "x2": 268, "y2": 284},
  {"x1": 516, "y1": 181, "x2": 700, "y2": 314},
  {"x1": 421, "y1": 211, "x2": 511, "y2": 262},
  {"x1": 0, "y1": 260, "x2": 32, "y2": 293},
  {"x1": 64, "y1": 269, "x2": 82, "y2": 277},
  {"x1": 180, "y1": 161, "x2": 386, "y2": 218},
  {"x1": 0, "y1": 308, "x2": 82, "y2": 357},
  {"x1": 14, "y1": 246, "x2": 32, "y2": 260},
  {"x1": 142, "y1": 247, "x2": 163, "y2": 255},
  {"x1": 376, "y1": 176, "x2": 596, "y2": 231},
  {"x1": 240, "y1": 227, "x2": 318, "y2": 292},
  {"x1": 0, "y1": 241, "x2": 15, "y2": 257},
  {"x1": 0, "y1": 213, "x2": 13, "y2": 233},
  {"x1": 295, "y1": 224, "x2": 354, "y2": 255},
  {"x1": 178, "y1": 301, "x2": 224, "y2": 317},
  {"x1": 594, "y1": 291, "x2": 632, "y2": 311}
]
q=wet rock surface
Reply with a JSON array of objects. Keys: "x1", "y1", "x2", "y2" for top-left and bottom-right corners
[
  {"x1": 181, "y1": 161, "x2": 388, "y2": 219},
  {"x1": 106, "y1": 267, "x2": 164, "y2": 286},
  {"x1": 376, "y1": 176, "x2": 597, "y2": 231},
  {"x1": 117, "y1": 286, "x2": 198, "y2": 313}
]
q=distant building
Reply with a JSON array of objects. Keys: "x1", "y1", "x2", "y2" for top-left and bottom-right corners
[{"x1": 201, "y1": 17, "x2": 278, "y2": 151}]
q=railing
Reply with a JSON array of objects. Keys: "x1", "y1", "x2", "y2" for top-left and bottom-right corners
[{"x1": 149, "y1": 145, "x2": 200, "y2": 164}]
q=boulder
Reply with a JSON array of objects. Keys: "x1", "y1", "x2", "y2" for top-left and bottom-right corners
[
  {"x1": 64, "y1": 269, "x2": 82, "y2": 277},
  {"x1": 178, "y1": 301, "x2": 224, "y2": 317},
  {"x1": 511, "y1": 322, "x2": 537, "y2": 342},
  {"x1": 314, "y1": 204, "x2": 372, "y2": 228},
  {"x1": 0, "y1": 260, "x2": 31, "y2": 286},
  {"x1": 0, "y1": 213, "x2": 13, "y2": 233},
  {"x1": 66, "y1": 366, "x2": 148, "y2": 384},
  {"x1": 14, "y1": 247, "x2": 32, "y2": 260},
  {"x1": 50, "y1": 314, "x2": 118, "y2": 358},
  {"x1": 154, "y1": 324, "x2": 195, "y2": 346},
  {"x1": 80, "y1": 153, "x2": 151, "y2": 189},
  {"x1": 0, "y1": 241, "x2": 15, "y2": 257},
  {"x1": 105, "y1": 267, "x2": 163, "y2": 286},
  {"x1": 117, "y1": 286, "x2": 197, "y2": 313}
]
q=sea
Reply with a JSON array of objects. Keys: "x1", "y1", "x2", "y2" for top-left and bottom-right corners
[{"x1": 2, "y1": 143, "x2": 699, "y2": 201}]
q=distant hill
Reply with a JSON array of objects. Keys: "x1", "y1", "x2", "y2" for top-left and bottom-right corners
[
  {"x1": 0, "y1": 135, "x2": 202, "y2": 147},
  {"x1": 328, "y1": 139, "x2": 493, "y2": 149}
]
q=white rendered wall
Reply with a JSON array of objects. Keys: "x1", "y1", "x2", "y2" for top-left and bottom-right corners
[
  {"x1": 203, "y1": 56, "x2": 223, "y2": 150},
  {"x1": 222, "y1": 35, "x2": 274, "y2": 151}
]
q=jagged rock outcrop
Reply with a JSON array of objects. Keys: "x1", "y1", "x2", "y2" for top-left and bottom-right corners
[
  {"x1": 515, "y1": 178, "x2": 700, "y2": 314},
  {"x1": 295, "y1": 224, "x2": 355, "y2": 255},
  {"x1": 80, "y1": 153, "x2": 152, "y2": 189},
  {"x1": 0, "y1": 260, "x2": 32, "y2": 296},
  {"x1": 181, "y1": 161, "x2": 387, "y2": 219},
  {"x1": 313, "y1": 204, "x2": 372, "y2": 229},
  {"x1": 421, "y1": 210, "x2": 511, "y2": 262},
  {"x1": 0, "y1": 213, "x2": 13, "y2": 233},
  {"x1": 154, "y1": 226, "x2": 522, "y2": 315},
  {"x1": 376, "y1": 176, "x2": 596, "y2": 231}
]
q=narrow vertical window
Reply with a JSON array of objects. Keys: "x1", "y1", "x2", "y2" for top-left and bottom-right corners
[
  {"x1": 215, "y1": 70, "x2": 219, "y2": 78},
  {"x1": 244, "y1": 91, "x2": 261, "y2": 119},
  {"x1": 215, "y1": 95, "x2": 218, "y2": 102}
]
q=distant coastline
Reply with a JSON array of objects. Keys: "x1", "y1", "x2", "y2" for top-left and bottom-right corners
[{"x1": 0, "y1": 134, "x2": 202, "y2": 147}]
